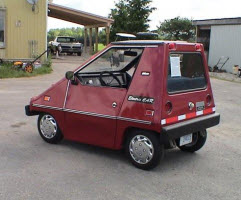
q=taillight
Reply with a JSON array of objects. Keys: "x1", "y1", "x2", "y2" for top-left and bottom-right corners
[
  {"x1": 206, "y1": 95, "x2": 212, "y2": 106},
  {"x1": 169, "y1": 43, "x2": 176, "y2": 50},
  {"x1": 195, "y1": 44, "x2": 202, "y2": 51},
  {"x1": 165, "y1": 101, "x2": 173, "y2": 114}
]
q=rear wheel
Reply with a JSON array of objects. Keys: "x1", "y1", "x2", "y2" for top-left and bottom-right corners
[
  {"x1": 125, "y1": 130, "x2": 164, "y2": 170},
  {"x1": 37, "y1": 114, "x2": 63, "y2": 144},
  {"x1": 177, "y1": 130, "x2": 207, "y2": 152}
]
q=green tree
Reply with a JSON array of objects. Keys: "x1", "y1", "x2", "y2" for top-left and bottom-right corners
[
  {"x1": 109, "y1": 0, "x2": 129, "y2": 40},
  {"x1": 127, "y1": 0, "x2": 156, "y2": 33},
  {"x1": 109, "y1": 0, "x2": 156, "y2": 41},
  {"x1": 157, "y1": 17, "x2": 195, "y2": 41}
]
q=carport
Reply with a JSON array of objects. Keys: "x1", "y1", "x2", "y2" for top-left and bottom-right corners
[{"x1": 48, "y1": 3, "x2": 114, "y2": 54}]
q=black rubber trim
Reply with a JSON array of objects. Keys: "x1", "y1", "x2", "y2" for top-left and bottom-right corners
[
  {"x1": 111, "y1": 40, "x2": 164, "y2": 45},
  {"x1": 25, "y1": 105, "x2": 39, "y2": 116},
  {"x1": 162, "y1": 113, "x2": 220, "y2": 139}
]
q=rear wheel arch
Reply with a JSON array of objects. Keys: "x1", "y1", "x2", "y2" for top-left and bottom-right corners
[{"x1": 122, "y1": 127, "x2": 160, "y2": 148}]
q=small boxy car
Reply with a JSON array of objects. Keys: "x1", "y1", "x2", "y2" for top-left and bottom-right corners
[{"x1": 25, "y1": 40, "x2": 220, "y2": 170}]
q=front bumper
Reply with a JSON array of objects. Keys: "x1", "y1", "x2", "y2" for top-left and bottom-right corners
[
  {"x1": 162, "y1": 113, "x2": 220, "y2": 139},
  {"x1": 25, "y1": 105, "x2": 39, "y2": 116},
  {"x1": 61, "y1": 48, "x2": 82, "y2": 53}
]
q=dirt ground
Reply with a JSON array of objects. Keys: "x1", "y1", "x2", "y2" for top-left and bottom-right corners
[
  {"x1": 0, "y1": 55, "x2": 240, "y2": 200},
  {"x1": 210, "y1": 72, "x2": 241, "y2": 83}
]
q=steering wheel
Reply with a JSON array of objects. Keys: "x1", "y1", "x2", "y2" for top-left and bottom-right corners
[{"x1": 99, "y1": 71, "x2": 122, "y2": 87}]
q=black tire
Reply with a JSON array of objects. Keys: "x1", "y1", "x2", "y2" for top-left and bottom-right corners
[
  {"x1": 125, "y1": 130, "x2": 164, "y2": 170},
  {"x1": 37, "y1": 113, "x2": 63, "y2": 144},
  {"x1": 176, "y1": 130, "x2": 207, "y2": 153},
  {"x1": 238, "y1": 70, "x2": 241, "y2": 77},
  {"x1": 78, "y1": 52, "x2": 82, "y2": 56}
]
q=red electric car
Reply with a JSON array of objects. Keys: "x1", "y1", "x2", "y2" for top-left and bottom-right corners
[{"x1": 25, "y1": 40, "x2": 220, "y2": 170}]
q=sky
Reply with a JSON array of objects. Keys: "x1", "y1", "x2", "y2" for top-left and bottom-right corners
[{"x1": 48, "y1": 0, "x2": 241, "y2": 30}]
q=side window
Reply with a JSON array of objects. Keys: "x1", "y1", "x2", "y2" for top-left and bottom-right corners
[
  {"x1": 77, "y1": 47, "x2": 143, "y2": 88},
  {"x1": 0, "y1": 9, "x2": 5, "y2": 48}
]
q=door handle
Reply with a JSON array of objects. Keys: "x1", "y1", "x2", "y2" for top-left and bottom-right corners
[{"x1": 112, "y1": 102, "x2": 117, "y2": 108}]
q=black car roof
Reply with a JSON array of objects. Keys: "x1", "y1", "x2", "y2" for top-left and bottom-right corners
[{"x1": 111, "y1": 40, "x2": 190, "y2": 46}]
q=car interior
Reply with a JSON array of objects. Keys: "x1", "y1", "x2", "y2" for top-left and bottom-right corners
[{"x1": 76, "y1": 48, "x2": 143, "y2": 88}]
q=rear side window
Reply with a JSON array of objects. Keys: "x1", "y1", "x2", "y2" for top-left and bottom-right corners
[{"x1": 167, "y1": 53, "x2": 206, "y2": 93}]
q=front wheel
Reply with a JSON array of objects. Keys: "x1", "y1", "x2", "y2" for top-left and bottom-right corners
[
  {"x1": 37, "y1": 114, "x2": 63, "y2": 144},
  {"x1": 125, "y1": 130, "x2": 164, "y2": 170},
  {"x1": 177, "y1": 130, "x2": 207, "y2": 153}
]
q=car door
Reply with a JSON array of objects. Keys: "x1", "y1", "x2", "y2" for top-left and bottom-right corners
[
  {"x1": 64, "y1": 83, "x2": 127, "y2": 148},
  {"x1": 63, "y1": 47, "x2": 142, "y2": 148}
]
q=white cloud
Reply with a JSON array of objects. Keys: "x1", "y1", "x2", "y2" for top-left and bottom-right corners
[{"x1": 48, "y1": 0, "x2": 241, "y2": 30}]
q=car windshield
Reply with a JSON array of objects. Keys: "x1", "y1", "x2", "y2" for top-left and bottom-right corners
[
  {"x1": 79, "y1": 48, "x2": 143, "y2": 73},
  {"x1": 57, "y1": 37, "x2": 76, "y2": 43}
]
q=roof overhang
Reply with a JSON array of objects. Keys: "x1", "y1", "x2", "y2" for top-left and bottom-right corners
[
  {"x1": 48, "y1": 3, "x2": 114, "y2": 28},
  {"x1": 193, "y1": 17, "x2": 241, "y2": 26}
]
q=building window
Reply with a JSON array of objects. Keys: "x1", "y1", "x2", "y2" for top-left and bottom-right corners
[{"x1": 0, "y1": 9, "x2": 5, "y2": 48}]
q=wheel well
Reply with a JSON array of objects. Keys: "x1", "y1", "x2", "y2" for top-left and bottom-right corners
[
  {"x1": 38, "y1": 111, "x2": 48, "y2": 116},
  {"x1": 38, "y1": 111, "x2": 56, "y2": 118},
  {"x1": 122, "y1": 127, "x2": 161, "y2": 148},
  {"x1": 37, "y1": 112, "x2": 55, "y2": 120},
  {"x1": 30, "y1": 110, "x2": 41, "y2": 116}
]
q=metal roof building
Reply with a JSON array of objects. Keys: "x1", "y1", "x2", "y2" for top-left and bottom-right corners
[{"x1": 193, "y1": 17, "x2": 241, "y2": 73}]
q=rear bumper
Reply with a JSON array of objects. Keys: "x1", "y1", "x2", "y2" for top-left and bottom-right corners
[
  {"x1": 162, "y1": 113, "x2": 220, "y2": 139},
  {"x1": 25, "y1": 105, "x2": 39, "y2": 116}
]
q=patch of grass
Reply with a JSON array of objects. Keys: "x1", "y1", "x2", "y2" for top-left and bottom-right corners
[
  {"x1": 92, "y1": 44, "x2": 107, "y2": 55},
  {"x1": 45, "y1": 54, "x2": 52, "y2": 68},
  {"x1": 0, "y1": 63, "x2": 53, "y2": 79},
  {"x1": 98, "y1": 44, "x2": 106, "y2": 51}
]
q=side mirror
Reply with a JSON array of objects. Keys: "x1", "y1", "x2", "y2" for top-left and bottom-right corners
[
  {"x1": 65, "y1": 71, "x2": 78, "y2": 85},
  {"x1": 65, "y1": 71, "x2": 74, "y2": 80}
]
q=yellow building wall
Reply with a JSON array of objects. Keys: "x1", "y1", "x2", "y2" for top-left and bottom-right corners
[{"x1": 0, "y1": 0, "x2": 47, "y2": 61}]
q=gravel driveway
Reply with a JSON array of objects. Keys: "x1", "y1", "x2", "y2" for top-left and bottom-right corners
[{"x1": 0, "y1": 55, "x2": 240, "y2": 200}]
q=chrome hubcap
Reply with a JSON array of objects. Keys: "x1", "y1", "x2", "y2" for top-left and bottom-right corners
[
  {"x1": 40, "y1": 115, "x2": 57, "y2": 139},
  {"x1": 129, "y1": 135, "x2": 154, "y2": 164}
]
